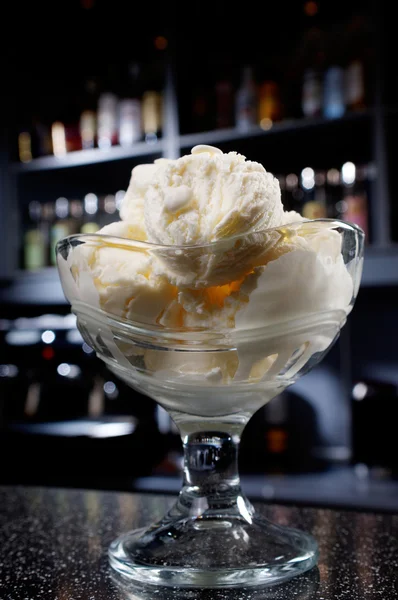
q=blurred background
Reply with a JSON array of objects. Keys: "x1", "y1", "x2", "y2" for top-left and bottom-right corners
[{"x1": 1, "y1": 0, "x2": 397, "y2": 512}]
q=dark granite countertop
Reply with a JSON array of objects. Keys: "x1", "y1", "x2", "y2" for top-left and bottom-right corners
[{"x1": 0, "y1": 486, "x2": 397, "y2": 599}]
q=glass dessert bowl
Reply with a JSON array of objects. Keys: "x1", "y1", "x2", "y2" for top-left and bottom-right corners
[{"x1": 56, "y1": 218, "x2": 364, "y2": 588}]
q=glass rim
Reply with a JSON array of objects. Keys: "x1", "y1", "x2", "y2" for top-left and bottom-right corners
[{"x1": 56, "y1": 218, "x2": 365, "y2": 254}]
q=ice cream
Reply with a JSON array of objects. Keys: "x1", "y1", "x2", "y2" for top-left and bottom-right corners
[
  {"x1": 141, "y1": 145, "x2": 283, "y2": 245},
  {"x1": 59, "y1": 145, "x2": 356, "y2": 392}
]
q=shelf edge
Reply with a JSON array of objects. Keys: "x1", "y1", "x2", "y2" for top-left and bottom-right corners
[{"x1": 13, "y1": 141, "x2": 164, "y2": 173}]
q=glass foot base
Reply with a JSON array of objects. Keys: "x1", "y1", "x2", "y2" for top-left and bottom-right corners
[{"x1": 108, "y1": 512, "x2": 318, "y2": 588}]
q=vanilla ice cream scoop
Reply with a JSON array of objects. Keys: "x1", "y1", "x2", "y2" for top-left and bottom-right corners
[
  {"x1": 120, "y1": 145, "x2": 284, "y2": 247},
  {"x1": 144, "y1": 145, "x2": 283, "y2": 246},
  {"x1": 67, "y1": 148, "x2": 353, "y2": 330},
  {"x1": 116, "y1": 145, "x2": 287, "y2": 287}
]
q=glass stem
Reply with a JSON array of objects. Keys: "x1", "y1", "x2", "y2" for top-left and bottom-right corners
[{"x1": 170, "y1": 416, "x2": 254, "y2": 520}]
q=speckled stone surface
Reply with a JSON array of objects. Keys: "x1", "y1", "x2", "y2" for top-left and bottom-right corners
[{"x1": 0, "y1": 486, "x2": 397, "y2": 599}]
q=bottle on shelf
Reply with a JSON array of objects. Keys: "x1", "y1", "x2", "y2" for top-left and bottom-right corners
[
  {"x1": 142, "y1": 91, "x2": 162, "y2": 143},
  {"x1": 344, "y1": 15, "x2": 370, "y2": 111},
  {"x1": 119, "y1": 99, "x2": 142, "y2": 147},
  {"x1": 52, "y1": 98, "x2": 82, "y2": 155},
  {"x1": 51, "y1": 121, "x2": 67, "y2": 157},
  {"x1": 325, "y1": 167, "x2": 343, "y2": 218},
  {"x1": 81, "y1": 193, "x2": 100, "y2": 233},
  {"x1": 97, "y1": 92, "x2": 119, "y2": 149},
  {"x1": 118, "y1": 62, "x2": 143, "y2": 147},
  {"x1": 50, "y1": 198, "x2": 76, "y2": 265},
  {"x1": 18, "y1": 131, "x2": 32, "y2": 163},
  {"x1": 323, "y1": 66, "x2": 346, "y2": 119},
  {"x1": 24, "y1": 201, "x2": 46, "y2": 271},
  {"x1": 258, "y1": 80, "x2": 282, "y2": 129},
  {"x1": 69, "y1": 199, "x2": 84, "y2": 232},
  {"x1": 299, "y1": 168, "x2": 328, "y2": 219},
  {"x1": 300, "y1": 167, "x2": 328, "y2": 219},
  {"x1": 298, "y1": 23, "x2": 326, "y2": 119},
  {"x1": 311, "y1": 169, "x2": 328, "y2": 218},
  {"x1": 345, "y1": 59, "x2": 366, "y2": 112},
  {"x1": 301, "y1": 69, "x2": 323, "y2": 118},
  {"x1": 32, "y1": 116, "x2": 53, "y2": 157},
  {"x1": 67, "y1": 126, "x2": 82, "y2": 153},
  {"x1": 322, "y1": 29, "x2": 346, "y2": 120},
  {"x1": 79, "y1": 78, "x2": 98, "y2": 150},
  {"x1": 80, "y1": 111, "x2": 96, "y2": 150},
  {"x1": 66, "y1": 127, "x2": 82, "y2": 152},
  {"x1": 215, "y1": 77, "x2": 234, "y2": 129},
  {"x1": 99, "y1": 194, "x2": 117, "y2": 227},
  {"x1": 235, "y1": 66, "x2": 257, "y2": 131}
]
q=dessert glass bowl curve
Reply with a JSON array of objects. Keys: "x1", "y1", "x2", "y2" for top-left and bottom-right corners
[{"x1": 56, "y1": 219, "x2": 364, "y2": 588}]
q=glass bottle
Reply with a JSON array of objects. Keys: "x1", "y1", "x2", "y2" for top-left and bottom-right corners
[
  {"x1": 18, "y1": 131, "x2": 32, "y2": 163},
  {"x1": 32, "y1": 116, "x2": 53, "y2": 157},
  {"x1": 100, "y1": 194, "x2": 117, "y2": 227},
  {"x1": 118, "y1": 63, "x2": 142, "y2": 146},
  {"x1": 119, "y1": 99, "x2": 142, "y2": 146},
  {"x1": 215, "y1": 77, "x2": 234, "y2": 129},
  {"x1": 301, "y1": 167, "x2": 328, "y2": 219},
  {"x1": 80, "y1": 111, "x2": 96, "y2": 150},
  {"x1": 235, "y1": 66, "x2": 257, "y2": 131},
  {"x1": 79, "y1": 78, "x2": 98, "y2": 150},
  {"x1": 81, "y1": 193, "x2": 100, "y2": 233},
  {"x1": 142, "y1": 91, "x2": 162, "y2": 143},
  {"x1": 258, "y1": 81, "x2": 282, "y2": 129},
  {"x1": 344, "y1": 15, "x2": 370, "y2": 111},
  {"x1": 302, "y1": 69, "x2": 323, "y2": 118},
  {"x1": 345, "y1": 60, "x2": 366, "y2": 111},
  {"x1": 325, "y1": 167, "x2": 343, "y2": 218},
  {"x1": 97, "y1": 93, "x2": 118, "y2": 149},
  {"x1": 24, "y1": 202, "x2": 46, "y2": 271},
  {"x1": 312, "y1": 169, "x2": 328, "y2": 218},
  {"x1": 323, "y1": 66, "x2": 345, "y2": 119},
  {"x1": 300, "y1": 167, "x2": 315, "y2": 219},
  {"x1": 299, "y1": 24, "x2": 326, "y2": 119},
  {"x1": 322, "y1": 28, "x2": 346, "y2": 119},
  {"x1": 69, "y1": 199, "x2": 84, "y2": 232},
  {"x1": 51, "y1": 121, "x2": 67, "y2": 157},
  {"x1": 50, "y1": 198, "x2": 73, "y2": 265}
]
